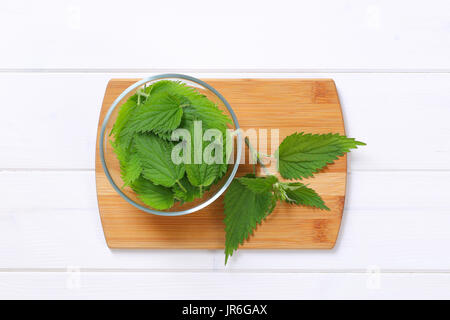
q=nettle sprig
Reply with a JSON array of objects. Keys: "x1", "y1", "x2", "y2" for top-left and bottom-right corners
[{"x1": 223, "y1": 135, "x2": 365, "y2": 264}]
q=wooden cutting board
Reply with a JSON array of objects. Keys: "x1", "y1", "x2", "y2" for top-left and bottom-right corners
[{"x1": 96, "y1": 79, "x2": 346, "y2": 249}]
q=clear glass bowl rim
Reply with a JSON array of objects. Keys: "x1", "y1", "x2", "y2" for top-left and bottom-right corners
[{"x1": 99, "y1": 73, "x2": 242, "y2": 216}]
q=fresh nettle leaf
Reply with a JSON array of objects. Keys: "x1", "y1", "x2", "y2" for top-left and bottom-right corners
[
  {"x1": 121, "y1": 153, "x2": 143, "y2": 187},
  {"x1": 277, "y1": 132, "x2": 366, "y2": 180},
  {"x1": 134, "y1": 134, "x2": 185, "y2": 188},
  {"x1": 110, "y1": 97, "x2": 138, "y2": 137},
  {"x1": 224, "y1": 177, "x2": 275, "y2": 264},
  {"x1": 110, "y1": 139, "x2": 128, "y2": 164},
  {"x1": 149, "y1": 80, "x2": 223, "y2": 112},
  {"x1": 185, "y1": 163, "x2": 219, "y2": 188},
  {"x1": 148, "y1": 80, "x2": 204, "y2": 99},
  {"x1": 238, "y1": 175, "x2": 278, "y2": 193},
  {"x1": 181, "y1": 120, "x2": 223, "y2": 188},
  {"x1": 183, "y1": 104, "x2": 231, "y2": 132},
  {"x1": 110, "y1": 139, "x2": 141, "y2": 187},
  {"x1": 147, "y1": 80, "x2": 231, "y2": 129},
  {"x1": 278, "y1": 182, "x2": 329, "y2": 210},
  {"x1": 153, "y1": 128, "x2": 175, "y2": 141},
  {"x1": 132, "y1": 177, "x2": 174, "y2": 210},
  {"x1": 172, "y1": 176, "x2": 203, "y2": 203},
  {"x1": 131, "y1": 92, "x2": 189, "y2": 134}
]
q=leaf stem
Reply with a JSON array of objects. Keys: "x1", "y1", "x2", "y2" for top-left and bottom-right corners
[
  {"x1": 136, "y1": 90, "x2": 149, "y2": 98},
  {"x1": 176, "y1": 180, "x2": 187, "y2": 193},
  {"x1": 244, "y1": 137, "x2": 270, "y2": 176}
]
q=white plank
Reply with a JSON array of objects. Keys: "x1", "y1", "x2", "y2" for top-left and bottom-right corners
[
  {"x1": 0, "y1": 172, "x2": 214, "y2": 269},
  {"x1": 0, "y1": 73, "x2": 449, "y2": 170},
  {"x1": 1, "y1": 1, "x2": 449, "y2": 70},
  {"x1": 0, "y1": 208, "x2": 216, "y2": 270},
  {"x1": 1, "y1": 171, "x2": 449, "y2": 270},
  {"x1": 1, "y1": 272, "x2": 449, "y2": 299}
]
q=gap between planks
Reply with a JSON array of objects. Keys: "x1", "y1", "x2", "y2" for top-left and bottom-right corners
[
  {"x1": 2, "y1": 169, "x2": 450, "y2": 173},
  {"x1": 1, "y1": 268, "x2": 450, "y2": 274},
  {"x1": 0, "y1": 68, "x2": 449, "y2": 74}
]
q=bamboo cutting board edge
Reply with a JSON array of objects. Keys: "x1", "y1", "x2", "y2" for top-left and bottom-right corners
[{"x1": 95, "y1": 78, "x2": 347, "y2": 249}]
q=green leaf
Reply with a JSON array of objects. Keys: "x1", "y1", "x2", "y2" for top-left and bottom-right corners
[
  {"x1": 116, "y1": 118, "x2": 140, "y2": 151},
  {"x1": 110, "y1": 139, "x2": 128, "y2": 164},
  {"x1": 134, "y1": 134, "x2": 185, "y2": 187},
  {"x1": 150, "y1": 80, "x2": 229, "y2": 117},
  {"x1": 180, "y1": 120, "x2": 222, "y2": 187},
  {"x1": 132, "y1": 92, "x2": 187, "y2": 134},
  {"x1": 185, "y1": 163, "x2": 219, "y2": 187},
  {"x1": 110, "y1": 97, "x2": 138, "y2": 137},
  {"x1": 172, "y1": 176, "x2": 203, "y2": 203},
  {"x1": 148, "y1": 80, "x2": 202, "y2": 98},
  {"x1": 277, "y1": 132, "x2": 366, "y2": 179},
  {"x1": 132, "y1": 177, "x2": 174, "y2": 210},
  {"x1": 217, "y1": 162, "x2": 229, "y2": 179},
  {"x1": 238, "y1": 175, "x2": 278, "y2": 193},
  {"x1": 282, "y1": 182, "x2": 329, "y2": 210},
  {"x1": 153, "y1": 128, "x2": 174, "y2": 141},
  {"x1": 214, "y1": 129, "x2": 231, "y2": 182},
  {"x1": 110, "y1": 139, "x2": 142, "y2": 187},
  {"x1": 183, "y1": 105, "x2": 231, "y2": 132},
  {"x1": 112, "y1": 95, "x2": 144, "y2": 150},
  {"x1": 149, "y1": 80, "x2": 231, "y2": 129},
  {"x1": 122, "y1": 153, "x2": 142, "y2": 187},
  {"x1": 224, "y1": 178, "x2": 275, "y2": 264}
]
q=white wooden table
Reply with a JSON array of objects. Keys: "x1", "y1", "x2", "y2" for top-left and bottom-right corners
[{"x1": 1, "y1": 0, "x2": 449, "y2": 299}]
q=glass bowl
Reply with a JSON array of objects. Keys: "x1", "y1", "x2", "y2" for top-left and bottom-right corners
[{"x1": 99, "y1": 74, "x2": 242, "y2": 216}]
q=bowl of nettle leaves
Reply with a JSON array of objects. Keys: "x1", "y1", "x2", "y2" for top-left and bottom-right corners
[{"x1": 99, "y1": 74, "x2": 242, "y2": 216}]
